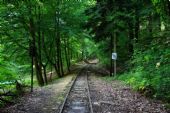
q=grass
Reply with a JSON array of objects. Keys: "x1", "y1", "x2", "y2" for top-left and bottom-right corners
[{"x1": 102, "y1": 75, "x2": 116, "y2": 82}]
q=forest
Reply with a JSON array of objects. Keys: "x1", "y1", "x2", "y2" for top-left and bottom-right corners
[{"x1": 0, "y1": 0, "x2": 170, "y2": 112}]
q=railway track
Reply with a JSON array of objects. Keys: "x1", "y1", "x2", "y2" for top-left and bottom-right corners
[{"x1": 59, "y1": 67, "x2": 93, "y2": 113}]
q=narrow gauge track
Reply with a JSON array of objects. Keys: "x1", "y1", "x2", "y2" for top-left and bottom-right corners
[{"x1": 59, "y1": 67, "x2": 93, "y2": 113}]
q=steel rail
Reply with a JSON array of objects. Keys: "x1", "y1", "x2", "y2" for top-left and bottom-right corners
[
  {"x1": 86, "y1": 71, "x2": 94, "y2": 113},
  {"x1": 58, "y1": 73, "x2": 79, "y2": 113},
  {"x1": 58, "y1": 66, "x2": 93, "y2": 113}
]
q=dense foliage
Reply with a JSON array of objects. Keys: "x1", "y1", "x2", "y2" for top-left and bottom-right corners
[
  {"x1": 0, "y1": 0, "x2": 96, "y2": 106},
  {"x1": 84, "y1": 0, "x2": 170, "y2": 102},
  {"x1": 0, "y1": 0, "x2": 169, "y2": 107}
]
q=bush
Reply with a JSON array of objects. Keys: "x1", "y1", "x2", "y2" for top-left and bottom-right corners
[{"x1": 117, "y1": 37, "x2": 170, "y2": 102}]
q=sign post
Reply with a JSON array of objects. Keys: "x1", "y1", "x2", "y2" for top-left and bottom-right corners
[
  {"x1": 112, "y1": 52, "x2": 117, "y2": 76},
  {"x1": 110, "y1": 33, "x2": 117, "y2": 76},
  {"x1": 113, "y1": 33, "x2": 117, "y2": 76},
  {"x1": 114, "y1": 33, "x2": 117, "y2": 76}
]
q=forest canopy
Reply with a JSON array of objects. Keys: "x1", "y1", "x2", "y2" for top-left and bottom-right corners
[
  {"x1": 84, "y1": 0, "x2": 170, "y2": 102},
  {"x1": 0, "y1": 0, "x2": 170, "y2": 107}
]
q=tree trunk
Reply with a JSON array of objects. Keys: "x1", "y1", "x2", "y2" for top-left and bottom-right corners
[
  {"x1": 59, "y1": 43, "x2": 64, "y2": 76},
  {"x1": 31, "y1": 53, "x2": 34, "y2": 92},
  {"x1": 135, "y1": 7, "x2": 139, "y2": 43},
  {"x1": 67, "y1": 39, "x2": 71, "y2": 68},
  {"x1": 64, "y1": 38, "x2": 70, "y2": 72},
  {"x1": 55, "y1": 10, "x2": 61, "y2": 77},
  {"x1": 70, "y1": 46, "x2": 73, "y2": 60},
  {"x1": 42, "y1": 65, "x2": 48, "y2": 85},
  {"x1": 34, "y1": 57, "x2": 44, "y2": 86},
  {"x1": 29, "y1": 5, "x2": 44, "y2": 86},
  {"x1": 29, "y1": 40, "x2": 34, "y2": 92},
  {"x1": 148, "y1": 13, "x2": 153, "y2": 45},
  {"x1": 128, "y1": 22, "x2": 134, "y2": 55},
  {"x1": 37, "y1": 5, "x2": 44, "y2": 84}
]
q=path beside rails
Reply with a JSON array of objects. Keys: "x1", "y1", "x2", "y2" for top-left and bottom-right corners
[
  {"x1": 88, "y1": 73, "x2": 168, "y2": 113},
  {"x1": 1, "y1": 64, "x2": 168, "y2": 113},
  {"x1": 0, "y1": 75, "x2": 74, "y2": 113}
]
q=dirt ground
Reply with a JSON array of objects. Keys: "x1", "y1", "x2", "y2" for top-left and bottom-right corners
[
  {"x1": 0, "y1": 74, "x2": 74, "y2": 113},
  {"x1": 88, "y1": 73, "x2": 169, "y2": 113},
  {"x1": 0, "y1": 63, "x2": 169, "y2": 113}
]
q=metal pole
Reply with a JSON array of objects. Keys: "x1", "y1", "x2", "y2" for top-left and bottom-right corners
[{"x1": 114, "y1": 33, "x2": 116, "y2": 76}]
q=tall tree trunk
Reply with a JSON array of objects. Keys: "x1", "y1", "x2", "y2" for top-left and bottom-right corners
[
  {"x1": 29, "y1": 40, "x2": 34, "y2": 92},
  {"x1": 31, "y1": 45, "x2": 34, "y2": 92},
  {"x1": 70, "y1": 45, "x2": 73, "y2": 60},
  {"x1": 42, "y1": 65, "x2": 48, "y2": 85},
  {"x1": 29, "y1": 4, "x2": 44, "y2": 86},
  {"x1": 37, "y1": 5, "x2": 43, "y2": 84},
  {"x1": 56, "y1": 38, "x2": 61, "y2": 77},
  {"x1": 42, "y1": 31, "x2": 59, "y2": 76},
  {"x1": 157, "y1": 13, "x2": 161, "y2": 31},
  {"x1": 135, "y1": 7, "x2": 139, "y2": 43},
  {"x1": 55, "y1": 9, "x2": 61, "y2": 77},
  {"x1": 67, "y1": 39, "x2": 71, "y2": 68},
  {"x1": 64, "y1": 38, "x2": 70, "y2": 72},
  {"x1": 59, "y1": 39, "x2": 64, "y2": 76},
  {"x1": 57, "y1": 33, "x2": 62, "y2": 77},
  {"x1": 128, "y1": 22, "x2": 134, "y2": 55},
  {"x1": 33, "y1": 57, "x2": 44, "y2": 86},
  {"x1": 148, "y1": 13, "x2": 153, "y2": 43},
  {"x1": 56, "y1": 0, "x2": 64, "y2": 77}
]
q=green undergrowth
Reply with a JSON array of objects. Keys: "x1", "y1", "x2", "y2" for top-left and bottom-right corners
[
  {"x1": 102, "y1": 37, "x2": 170, "y2": 107},
  {"x1": 102, "y1": 66, "x2": 170, "y2": 107},
  {"x1": 116, "y1": 66, "x2": 170, "y2": 103},
  {"x1": 117, "y1": 37, "x2": 170, "y2": 104}
]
